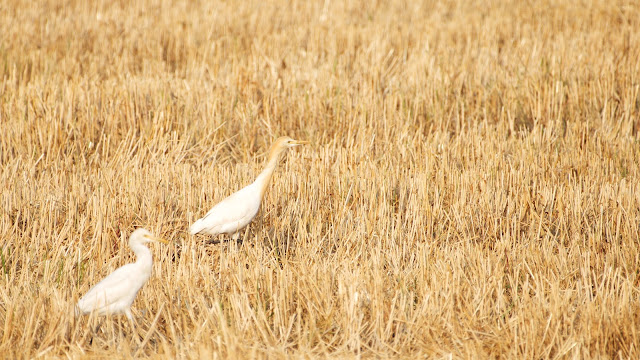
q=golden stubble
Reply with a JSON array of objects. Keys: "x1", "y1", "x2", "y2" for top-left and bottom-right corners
[{"x1": 0, "y1": 0, "x2": 639, "y2": 358}]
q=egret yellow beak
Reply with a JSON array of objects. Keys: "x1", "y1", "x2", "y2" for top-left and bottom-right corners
[
  {"x1": 292, "y1": 140, "x2": 309, "y2": 146},
  {"x1": 154, "y1": 237, "x2": 169, "y2": 244},
  {"x1": 144, "y1": 234, "x2": 169, "y2": 244}
]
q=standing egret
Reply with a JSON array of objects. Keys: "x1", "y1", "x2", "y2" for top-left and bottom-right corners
[
  {"x1": 76, "y1": 228, "x2": 168, "y2": 320},
  {"x1": 189, "y1": 136, "x2": 308, "y2": 240}
]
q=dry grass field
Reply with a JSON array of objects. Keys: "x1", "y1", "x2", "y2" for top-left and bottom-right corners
[{"x1": 1, "y1": 0, "x2": 640, "y2": 358}]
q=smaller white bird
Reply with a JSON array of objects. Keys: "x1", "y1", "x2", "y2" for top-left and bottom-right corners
[
  {"x1": 190, "y1": 136, "x2": 308, "y2": 240},
  {"x1": 76, "y1": 228, "x2": 168, "y2": 320}
]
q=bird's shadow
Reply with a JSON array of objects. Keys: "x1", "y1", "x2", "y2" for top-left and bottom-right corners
[
  {"x1": 82, "y1": 317, "x2": 139, "y2": 347},
  {"x1": 205, "y1": 237, "x2": 244, "y2": 246},
  {"x1": 204, "y1": 226, "x2": 253, "y2": 246}
]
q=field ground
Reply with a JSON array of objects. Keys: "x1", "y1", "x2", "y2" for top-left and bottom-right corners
[{"x1": 1, "y1": 0, "x2": 640, "y2": 358}]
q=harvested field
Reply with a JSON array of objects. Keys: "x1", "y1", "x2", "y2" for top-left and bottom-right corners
[{"x1": 1, "y1": 0, "x2": 639, "y2": 358}]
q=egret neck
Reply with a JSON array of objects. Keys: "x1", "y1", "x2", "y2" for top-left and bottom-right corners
[
  {"x1": 130, "y1": 241, "x2": 153, "y2": 273},
  {"x1": 254, "y1": 142, "x2": 289, "y2": 199}
]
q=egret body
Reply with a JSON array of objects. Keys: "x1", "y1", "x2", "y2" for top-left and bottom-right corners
[
  {"x1": 76, "y1": 228, "x2": 168, "y2": 320},
  {"x1": 189, "y1": 136, "x2": 308, "y2": 239}
]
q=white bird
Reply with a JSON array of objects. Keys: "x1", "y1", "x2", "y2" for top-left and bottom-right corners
[
  {"x1": 190, "y1": 136, "x2": 308, "y2": 240},
  {"x1": 75, "y1": 228, "x2": 168, "y2": 320}
]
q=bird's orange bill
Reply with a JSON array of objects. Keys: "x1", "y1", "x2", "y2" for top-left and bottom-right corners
[
  {"x1": 144, "y1": 234, "x2": 169, "y2": 244},
  {"x1": 154, "y1": 237, "x2": 170, "y2": 244},
  {"x1": 292, "y1": 140, "x2": 309, "y2": 145}
]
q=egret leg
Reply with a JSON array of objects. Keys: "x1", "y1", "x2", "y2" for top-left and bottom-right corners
[
  {"x1": 232, "y1": 229, "x2": 246, "y2": 245},
  {"x1": 125, "y1": 309, "x2": 134, "y2": 323},
  {"x1": 89, "y1": 321, "x2": 102, "y2": 346},
  {"x1": 125, "y1": 309, "x2": 142, "y2": 345}
]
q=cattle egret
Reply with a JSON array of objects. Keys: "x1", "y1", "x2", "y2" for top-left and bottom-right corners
[
  {"x1": 189, "y1": 136, "x2": 308, "y2": 240},
  {"x1": 76, "y1": 228, "x2": 168, "y2": 320}
]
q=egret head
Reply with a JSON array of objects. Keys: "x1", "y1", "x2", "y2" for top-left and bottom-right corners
[
  {"x1": 267, "y1": 136, "x2": 309, "y2": 161},
  {"x1": 129, "y1": 228, "x2": 169, "y2": 246},
  {"x1": 275, "y1": 136, "x2": 309, "y2": 149}
]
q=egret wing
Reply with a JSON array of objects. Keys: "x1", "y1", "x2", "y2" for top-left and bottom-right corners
[
  {"x1": 190, "y1": 184, "x2": 261, "y2": 235},
  {"x1": 76, "y1": 263, "x2": 141, "y2": 314}
]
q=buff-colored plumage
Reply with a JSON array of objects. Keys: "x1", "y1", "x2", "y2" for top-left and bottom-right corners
[{"x1": 189, "y1": 136, "x2": 308, "y2": 239}]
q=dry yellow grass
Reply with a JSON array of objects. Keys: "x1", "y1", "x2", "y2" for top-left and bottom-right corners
[{"x1": 1, "y1": 0, "x2": 640, "y2": 358}]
